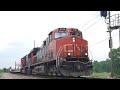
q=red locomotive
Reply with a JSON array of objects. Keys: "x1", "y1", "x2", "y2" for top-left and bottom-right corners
[{"x1": 20, "y1": 28, "x2": 93, "y2": 76}]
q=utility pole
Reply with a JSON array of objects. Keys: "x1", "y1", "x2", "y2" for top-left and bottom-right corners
[
  {"x1": 15, "y1": 61, "x2": 16, "y2": 70},
  {"x1": 34, "y1": 40, "x2": 35, "y2": 48}
]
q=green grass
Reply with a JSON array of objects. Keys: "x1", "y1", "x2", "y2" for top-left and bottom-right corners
[
  {"x1": 89, "y1": 72, "x2": 111, "y2": 78},
  {"x1": 0, "y1": 72, "x2": 3, "y2": 77},
  {"x1": 82, "y1": 72, "x2": 111, "y2": 79}
]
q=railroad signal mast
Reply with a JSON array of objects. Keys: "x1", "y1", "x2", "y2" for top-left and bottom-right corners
[
  {"x1": 100, "y1": 11, "x2": 120, "y2": 78},
  {"x1": 15, "y1": 61, "x2": 16, "y2": 70}
]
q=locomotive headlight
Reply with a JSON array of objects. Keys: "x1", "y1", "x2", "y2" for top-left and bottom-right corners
[
  {"x1": 68, "y1": 53, "x2": 71, "y2": 56},
  {"x1": 72, "y1": 37, "x2": 75, "y2": 42},
  {"x1": 85, "y1": 53, "x2": 88, "y2": 56}
]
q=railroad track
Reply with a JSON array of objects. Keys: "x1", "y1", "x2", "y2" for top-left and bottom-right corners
[{"x1": 11, "y1": 72, "x2": 101, "y2": 79}]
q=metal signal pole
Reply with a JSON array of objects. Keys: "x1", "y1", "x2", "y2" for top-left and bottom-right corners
[
  {"x1": 108, "y1": 11, "x2": 114, "y2": 78},
  {"x1": 119, "y1": 27, "x2": 120, "y2": 48},
  {"x1": 117, "y1": 13, "x2": 120, "y2": 48},
  {"x1": 119, "y1": 14, "x2": 120, "y2": 48},
  {"x1": 101, "y1": 11, "x2": 120, "y2": 78}
]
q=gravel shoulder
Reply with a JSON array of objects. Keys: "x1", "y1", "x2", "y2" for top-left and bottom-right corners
[{"x1": 0, "y1": 73, "x2": 46, "y2": 79}]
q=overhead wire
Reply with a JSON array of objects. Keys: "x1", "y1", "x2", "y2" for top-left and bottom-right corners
[
  {"x1": 79, "y1": 13, "x2": 100, "y2": 61},
  {"x1": 78, "y1": 13, "x2": 104, "y2": 60},
  {"x1": 80, "y1": 11, "x2": 119, "y2": 67},
  {"x1": 89, "y1": 33, "x2": 119, "y2": 48},
  {"x1": 82, "y1": 12, "x2": 118, "y2": 48},
  {"x1": 80, "y1": 14, "x2": 100, "y2": 28},
  {"x1": 88, "y1": 33, "x2": 119, "y2": 62},
  {"x1": 82, "y1": 18, "x2": 103, "y2": 32}
]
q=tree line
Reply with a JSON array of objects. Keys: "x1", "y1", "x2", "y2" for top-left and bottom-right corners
[
  {"x1": 93, "y1": 59, "x2": 111, "y2": 73},
  {"x1": 0, "y1": 68, "x2": 11, "y2": 73},
  {"x1": 93, "y1": 47, "x2": 120, "y2": 78}
]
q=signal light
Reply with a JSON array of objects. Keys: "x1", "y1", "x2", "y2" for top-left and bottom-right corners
[{"x1": 100, "y1": 11, "x2": 107, "y2": 18}]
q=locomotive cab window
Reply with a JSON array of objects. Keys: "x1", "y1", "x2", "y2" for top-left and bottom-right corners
[
  {"x1": 70, "y1": 32, "x2": 82, "y2": 38},
  {"x1": 48, "y1": 32, "x2": 52, "y2": 42},
  {"x1": 55, "y1": 32, "x2": 68, "y2": 39}
]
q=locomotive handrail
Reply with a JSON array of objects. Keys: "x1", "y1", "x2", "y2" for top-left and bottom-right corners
[
  {"x1": 88, "y1": 48, "x2": 93, "y2": 61},
  {"x1": 56, "y1": 44, "x2": 70, "y2": 66},
  {"x1": 57, "y1": 46, "x2": 64, "y2": 65},
  {"x1": 56, "y1": 45, "x2": 64, "y2": 67}
]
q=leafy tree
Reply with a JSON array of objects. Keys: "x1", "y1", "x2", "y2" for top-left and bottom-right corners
[
  {"x1": 1, "y1": 68, "x2": 10, "y2": 72},
  {"x1": 0, "y1": 69, "x2": 2, "y2": 73},
  {"x1": 93, "y1": 59, "x2": 111, "y2": 73},
  {"x1": 3, "y1": 68, "x2": 7, "y2": 72},
  {"x1": 111, "y1": 47, "x2": 120, "y2": 77}
]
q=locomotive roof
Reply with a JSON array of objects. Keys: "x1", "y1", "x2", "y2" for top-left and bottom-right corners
[{"x1": 51, "y1": 28, "x2": 82, "y2": 33}]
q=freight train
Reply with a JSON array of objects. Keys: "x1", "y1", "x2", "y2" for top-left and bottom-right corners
[{"x1": 20, "y1": 28, "x2": 93, "y2": 77}]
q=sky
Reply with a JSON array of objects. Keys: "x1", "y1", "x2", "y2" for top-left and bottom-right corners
[{"x1": 0, "y1": 11, "x2": 120, "y2": 69}]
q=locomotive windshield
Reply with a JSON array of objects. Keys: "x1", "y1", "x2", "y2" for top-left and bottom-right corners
[
  {"x1": 70, "y1": 31, "x2": 82, "y2": 38},
  {"x1": 55, "y1": 32, "x2": 68, "y2": 39}
]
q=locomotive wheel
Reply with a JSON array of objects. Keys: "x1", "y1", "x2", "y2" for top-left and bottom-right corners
[
  {"x1": 20, "y1": 68, "x2": 23, "y2": 74},
  {"x1": 27, "y1": 69, "x2": 32, "y2": 75}
]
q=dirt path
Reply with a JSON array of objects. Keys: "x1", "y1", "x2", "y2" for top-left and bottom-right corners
[{"x1": 0, "y1": 73, "x2": 46, "y2": 79}]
